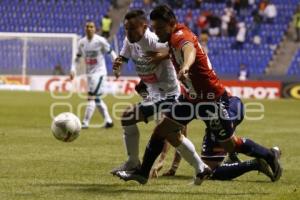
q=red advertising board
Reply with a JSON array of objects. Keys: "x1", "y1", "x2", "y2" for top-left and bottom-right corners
[
  {"x1": 221, "y1": 80, "x2": 281, "y2": 99},
  {"x1": 0, "y1": 75, "x2": 284, "y2": 99}
]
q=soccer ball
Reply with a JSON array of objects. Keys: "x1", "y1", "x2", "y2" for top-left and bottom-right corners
[{"x1": 51, "y1": 112, "x2": 81, "y2": 142}]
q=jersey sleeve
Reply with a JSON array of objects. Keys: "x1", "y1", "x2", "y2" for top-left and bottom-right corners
[
  {"x1": 99, "y1": 37, "x2": 112, "y2": 53},
  {"x1": 119, "y1": 38, "x2": 131, "y2": 60},
  {"x1": 151, "y1": 41, "x2": 169, "y2": 54},
  {"x1": 98, "y1": 36, "x2": 117, "y2": 61},
  {"x1": 70, "y1": 40, "x2": 83, "y2": 73},
  {"x1": 77, "y1": 40, "x2": 83, "y2": 57},
  {"x1": 147, "y1": 32, "x2": 169, "y2": 54},
  {"x1": 171, "y1": 30, "x2": 194, "y2": 50}
]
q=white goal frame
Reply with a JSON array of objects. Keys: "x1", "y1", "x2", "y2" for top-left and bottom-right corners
[{"x1": 0, "y1": 32, "x2": 78, "y2": 83}]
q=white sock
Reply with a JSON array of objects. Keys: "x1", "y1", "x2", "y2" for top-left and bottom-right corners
[
  {"x1": 123, "y1": 124, "x2": 140, "y2": 165},
  {"x1": 176, "y1": 136, "x2": 207, "y2": 174},
  {"x1": 82, "y1": 100, "x2": 96, "y2": 125},
  {"x1": 96, "y1": 99, "x2": 112, "y2": 123}
]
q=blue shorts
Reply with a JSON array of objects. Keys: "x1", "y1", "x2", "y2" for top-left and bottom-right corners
[
  {"x1": 165, "y1": 92, "x2": 245, "y2": 141},
  {"x1": 201, "y1": 130, "x2": 227, "y2": 163}
]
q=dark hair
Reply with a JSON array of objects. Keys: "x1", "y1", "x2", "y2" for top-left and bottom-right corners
[
  {"x1": 85, "y1": 20, "x2": 95, "y2": 25},
  {"x1": 124, "y1": 9, "x2": 147, "y2": 21},
  {"x1": 150, "y1": 4, "x2": 177, "y2": 23}
]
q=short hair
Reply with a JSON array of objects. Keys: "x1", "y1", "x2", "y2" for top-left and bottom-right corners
[
  {"x1": 85, "y1": 20, "x2": 96, "y2": 26},
  {"x1": 124, "y1": 10, "x2": 147, "y2": 22},
  {"x1": 85, "y1": 20, "x2": 95, "y2": 24},
  {"x1": 150, "y1": 5, "x2": 177, "y2": 23}
]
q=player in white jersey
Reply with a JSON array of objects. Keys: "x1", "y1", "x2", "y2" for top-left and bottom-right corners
[
  {"x1": 111, "y1": 11, "x2": 209, "y2": 183},
  {"x1": 70, "y1": 21, "x2": 116, "y2": 128}
]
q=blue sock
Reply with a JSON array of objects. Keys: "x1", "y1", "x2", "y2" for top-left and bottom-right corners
[
  {"x1": 237, "y1": 138, "x2": 274, "y2": 163},
  {"x1": 211, "y1": 160, "x2": 258, "y2": 180},
  {"x1": 140, "y1": 137, "x2": 165, "y2": 178}
]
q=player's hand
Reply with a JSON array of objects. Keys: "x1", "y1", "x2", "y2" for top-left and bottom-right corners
[
  {"x1": 177, "y1": 66, "x2": 189, "y2": 81},
  {"x1": 113, "y1": 57, "x2": 123, "y2": 79},
  {"x1": 69, "y1": 71, "x2": 75, "y2": 80}
]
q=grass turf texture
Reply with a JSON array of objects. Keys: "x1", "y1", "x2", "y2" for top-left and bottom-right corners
[{"x1": 0, "y1": 91, "x2": 299, "y2": 200}]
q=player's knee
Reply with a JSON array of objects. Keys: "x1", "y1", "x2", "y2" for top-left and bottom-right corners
[
  {"x1": 87, "y1": 96, "x2": 95, "y2": 101},
  {"x1": 218, "y1": 135, "x2": 242, "y2": 153},
  {"x1": 152, "y1": 117, "x2": 184, "y2": 146},
  {"x1": 121, "y1": 106, "x2": 141, "y2": 126},
  {"x1": 121, "y1": 110, "x2": 134, "y2": 126},
  {"x1": 166, "y1": 131, "x2": 183, "y2": 147},
  {"x1": 94, "y1": 96, "x2": 101, "y2": 104},
  {"x1": 232, "y1": 135, "x2": 245, "y2": 152}
]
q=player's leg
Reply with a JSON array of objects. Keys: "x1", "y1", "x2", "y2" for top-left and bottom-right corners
[
  {"x1": 115, "y1": 116, "x2": 211, "y2": 185},
  {"x1": 150, "y1": 140, "x2": 170, "y2": 178},
  {"x1": 82, "y1": 95, "x2": 96, "y2": 128},
  {"x1": 111, "y1": 104, "x2": 147, "y2": 174},
  {"x1": 115, "y1": 97, "x2": 211, "y2": 185},
  {"x1": 220, "y1": 136, "x2": 282, "y2": 182},
  {"x1": 154, "y1": 101, "x2": 211, "y2": 184},
  {"x1": 93, "y1": 75, "x2": 113, "y2": 128},
  {"x1": 212, "y1": 95, "x2": 282, "y2": 181},
  {"x1": 200, "y1": 129, "x2": 273, "y2": 181},
  {"x1": 114, "y1": 96, "x2": 177, "y2": 174},
  {"x1": 112, "y1": 96, "x2": 170, "y2": 174},
  {"x1": 151, "y1": 122, "x2": 186, "y2": 178},
  {"x1": 82, "y1": 74, "x2": 98, "y2": 128},
  {"x1": 162, "y1": 126, "x2": 186, "y2": 176},
  {"x1": 211, "y1": 159, "x2": 273, "y2": 181}
]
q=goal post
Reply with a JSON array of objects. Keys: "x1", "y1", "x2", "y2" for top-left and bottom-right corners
[{"x1": 0, "y1": 32, "x2": 78, "y2": 84}]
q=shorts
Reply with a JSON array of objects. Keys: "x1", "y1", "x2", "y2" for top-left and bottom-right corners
[
  {"x1": 138, "y1": 95, "x2": 178, "y2": 123},
  {"x1": 201, "y1": 130, "x2": 226, "y2": 163},
  {"x1": 165, "y1": 92, "x2": 245, "y2": 141},
  {"x1": 87, "y1": 73, "x2": 106, "y2": 96}
]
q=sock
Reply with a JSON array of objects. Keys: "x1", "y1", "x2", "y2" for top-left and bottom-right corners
[
  {"x1": 95, "y1": 98, "x2": 112, "y2": 123},
  {"x1": 140, "y1": 137, "x2": 165, "y2": 178},
  {"x1": 236, "y1": 138, "x2": 273, "y2": 163},
  {"x1": 176, "y1": 136, "x2": 206, "y2": 174},
  {"x1": 123, "y1": 124, "x2": 140, "y2": 165},
  {"x1": 82, "y1": 100, "x2": 96, "y2": 125},
  {"x1": 211, "y1": 160, "x2": 258, "y2": 180}
]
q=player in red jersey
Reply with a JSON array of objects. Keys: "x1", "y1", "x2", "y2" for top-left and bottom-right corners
[{"x1": 115, "y1": 5, "x2": 282, "y2": 185}]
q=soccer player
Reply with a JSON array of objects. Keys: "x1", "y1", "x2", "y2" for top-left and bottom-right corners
[
  {"x1": 133, "y1": 85, "x2": 275, "y2": 181},
  {"x1": 150, "y1": 96, "x2": 275, "y2": 181},
  {"x1": 111, "y1": 10, "x2": 210, "y2": 184},
  {"x1": 115, "y1": 5, "x2": 282, "y2": 184},
  {"x1": 70, "y1": 21, "x2": 116, "y2": 129}
]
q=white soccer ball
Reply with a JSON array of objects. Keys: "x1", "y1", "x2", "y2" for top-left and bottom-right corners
[{"x1": 51, "y1": 112, "x2": 81, "y2": 142}]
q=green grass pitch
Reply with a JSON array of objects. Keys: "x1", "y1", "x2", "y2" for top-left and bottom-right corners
[{"x1": 0, "y1": 91, "x2": 300, "y2": 200}]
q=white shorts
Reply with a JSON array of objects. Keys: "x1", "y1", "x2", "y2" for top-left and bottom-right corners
[{"x1": 87, "y1": 73, "x2": 106, "y2": 96}]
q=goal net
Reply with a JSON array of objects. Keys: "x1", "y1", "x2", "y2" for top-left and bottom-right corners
[{"x1": 0, "y1": 32, "x2": 78, "y2": 80}]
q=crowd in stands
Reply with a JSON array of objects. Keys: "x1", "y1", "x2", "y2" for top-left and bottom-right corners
[
  {"x1": 126, "y1": 0, "x2": 300, "y2": 76},
  {"x1": 141, "y1": 0, "x2": 278, "y2": 50}
]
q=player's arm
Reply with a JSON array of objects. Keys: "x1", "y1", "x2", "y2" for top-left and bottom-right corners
[
  {"x1": 113, "y1": 55, "x2": 128, "y2": 79},
  {"x1": 178, "y1": 42, "x2": 196, "y2": 81},
  {"x1": 145, "y1": 51, "x2": 169, "y2": 66},
  {"x1": 147, "y1": 39, "x2": 170, "y2": 65},
  {"x1": 101, "y1": 38, "x2": 118, "y2": 61},
  {"x1": 113, "y1": 38, "x2": 131, "y2": 79},
  {"x1": 70, "y1": 53, "x2": 82, "y2": 80},
  {"x1": 107, "y1": 48, "x2": 117, "y2": 61}
]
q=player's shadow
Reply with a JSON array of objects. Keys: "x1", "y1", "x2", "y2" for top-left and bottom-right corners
[
  {"x1": 39, "y1": 182, "x2": 270, "y2": 196},
  {"x1": 157, "y1": 174, "x2": 192, "y2": 180},
  {"x1": 232, "y1": 179, "x2": 271, "y2": 183},
  {"x1": 154, "y1": 175, "x2": 272, "y2": 184}
]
